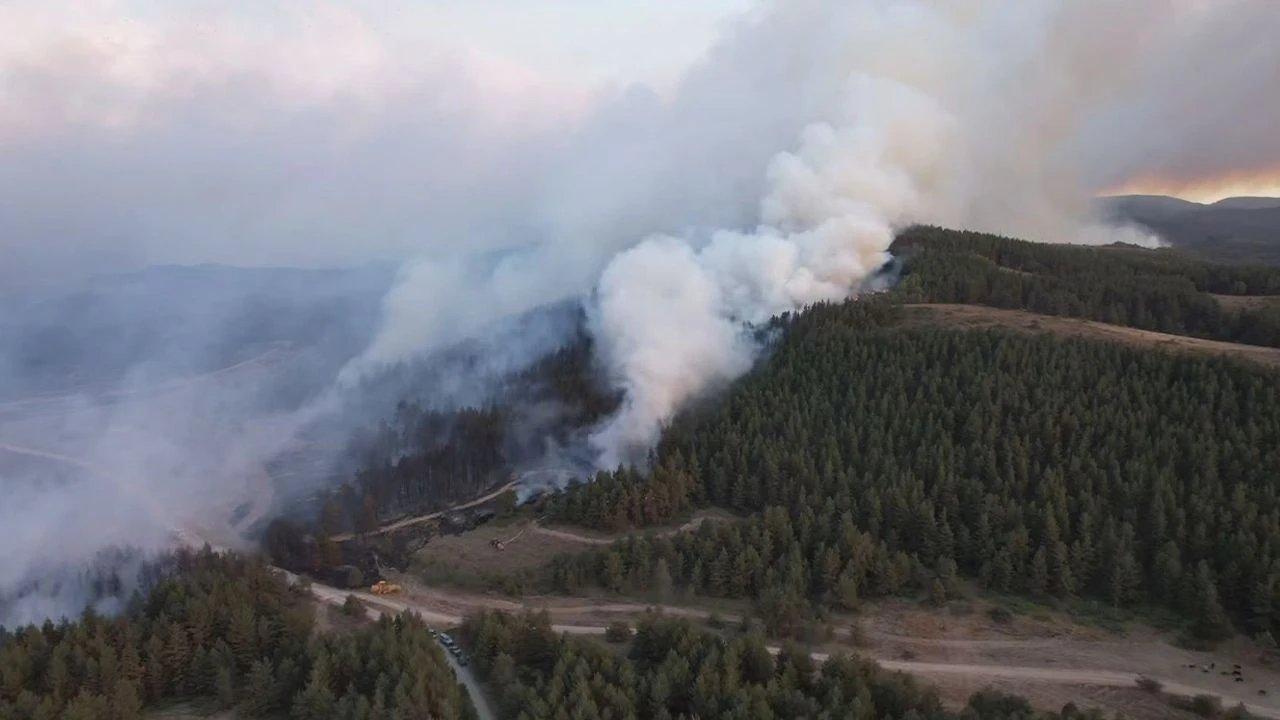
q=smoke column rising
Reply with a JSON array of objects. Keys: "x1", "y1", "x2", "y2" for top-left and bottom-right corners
[
  {"x1": 3, "y1": 0, "x2": 1279, "y2": 623},
  {"x1": 345, "y1": 0, "x2": 1280, "y2": 468},
  {"x1": 589, "y1": 78, "x2": 952, "y2": 464}
]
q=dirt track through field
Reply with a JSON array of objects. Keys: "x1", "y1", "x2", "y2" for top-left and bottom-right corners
[
  {"x1": 529, "y1": 512, "x2": 724, "y2": 545},
  {"x1": 330, "y1": 480, "x2": 520, "y2": 542},
  {"x1": 299, "y1": 572, "x2": 1280, "y2": 719},
  {"x1": 905, "y1": 303, "x2": 1280, "y2": 368}
]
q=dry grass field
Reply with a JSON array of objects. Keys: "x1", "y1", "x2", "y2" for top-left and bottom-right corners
[{"x1": 904, "y1": 303, "x2": 1280, "y2": 368}]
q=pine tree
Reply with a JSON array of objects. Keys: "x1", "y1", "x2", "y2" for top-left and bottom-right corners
[
  {"x1": 108, "y1": 679, "x2": 142, "y2": 720},
  {"x1": 652, "y1": 559, "x2": 674, "y2": 603},
  {"x1": 1029, "y1": 547, "x2": 1049, "y2": 596},
  {"x1": 1190, "y1": 561, "x2": 1233, "y2": 641},
  {"x1": 290, "y1": 675, "x2": 337, "y2": 720},
  {"x1": 240, "y1": 658, "x2": 277, "y2": 717},
  {"x1": 163, "y1": 622, "x2": 191, "y2": 695}
]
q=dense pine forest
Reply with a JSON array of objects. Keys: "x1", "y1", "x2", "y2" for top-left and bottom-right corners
[
  {"x1": 461, "y1": 609, "x2": 1108, "y2": 720},
  {"x1": 549, "y1": 295, "x2": 1280, "y2": 641},
  {"x1": 0, "y1": 551, "x2": 473, "y2": 720},
  {"x1": 317, "y1": 333, "x2": 619, "y2": 535},
  {"x1": 891, "y1": 227, "x2": 1280, "y2": 346}
]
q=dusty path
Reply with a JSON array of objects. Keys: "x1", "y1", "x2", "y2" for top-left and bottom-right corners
[
  {"x1": 874, "y1": 660, "x2": 1279, "y2": 719},
  {"x1": 529, "y1": 512, "x2": 724, "y2": 546},
  {"x1": 331, "y1": 480, "x2": 520, "y2": 542},
  {"x1": 296, "y1": 571, "x2": 1280, "y2": 719},
  {"x1": 442, "y1": 644, "x2": 496, "y2": 720},
  {"x1": 905, "y1": 303, "x2": 1280, "y2": 368},
  {"x1": 289, "y1": 573, "x2": 501, "y2": 719}
]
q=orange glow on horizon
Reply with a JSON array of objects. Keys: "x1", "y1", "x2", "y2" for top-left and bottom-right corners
[{"x1": 1105, "y1": 172, "x2": 1280, "y2": 204}]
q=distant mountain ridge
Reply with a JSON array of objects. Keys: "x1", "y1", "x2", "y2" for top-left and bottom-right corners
[{"x1": 1098, "y1": 194, "x2": 1280, "y2": 265}]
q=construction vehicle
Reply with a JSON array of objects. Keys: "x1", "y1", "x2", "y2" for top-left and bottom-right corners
[
  {"x1": 490, "y1": 527, "x2": 527, "y2": 552},
  {"x1": 370, "y1": 580, "x2": 402, "y2": 595}
]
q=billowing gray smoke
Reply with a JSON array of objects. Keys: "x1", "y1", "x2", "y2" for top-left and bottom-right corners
[
  {"x1": 352, "y1": 0, "x2": 1280, "y2": 465},
  {"x1": 0, "y1": 266, "x2": 393, "y2": 626},
  {"x1": 3, "y1": 0, "x2": 1279, "y2": 623}
]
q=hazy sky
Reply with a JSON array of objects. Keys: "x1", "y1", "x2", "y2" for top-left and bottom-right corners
[
  {"x1": 0, "y1": 0, "x2": 760, "y2": 287},
  {"x1": 1, "y1": 0, "x2": 1277, "y2": 288},
  {"x1": 124, "y1": 1, "x2": 757, "y2": 87}
]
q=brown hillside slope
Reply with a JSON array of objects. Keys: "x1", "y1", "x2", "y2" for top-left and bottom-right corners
[{"x1": 904, "y1": 303, "x2": 1280, "y2": 368}]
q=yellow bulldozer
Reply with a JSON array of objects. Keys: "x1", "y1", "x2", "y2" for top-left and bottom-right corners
[{"x1": 370, "y1": 580, "x2": 402, "y2": 596}]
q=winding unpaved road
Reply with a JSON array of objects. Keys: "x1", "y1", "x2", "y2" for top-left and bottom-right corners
[
  {"x1": 906, "y1": 303, "x2": 1280, "y2": 368},
  {"x1": 330, "y1": 480, "x2": 521, "y2": 542},
  {"x1": 529, "y1": 512, "x2": 723, "y2": 546},
  {"x1": 289, "y1": 573, "x2": 501, "y2": 720},
  {"x1": 297, "y1": 572, "x2": 1280, "y2": 720}
]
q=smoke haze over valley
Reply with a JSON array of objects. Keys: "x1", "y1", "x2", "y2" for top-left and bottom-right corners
[{"x1": 3, "y1": 0, "x2": 1280, "y2": 627}]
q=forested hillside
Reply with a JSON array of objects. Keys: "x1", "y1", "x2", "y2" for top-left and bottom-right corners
[
  {"x1": 0, "y1": 551, "x2": 473, "y2": 720},
  {"x1": 549, "y1": 299, "x2": 1280, "y2": 642},
  {"x1": 891, "y1": 227, "x2": 1280, "y2": 347},
  {"x1": 317, "y1": 334, "x2": 618, "y2": 535},
  {"x1": 1100, "y1": 195, "x2": 1280, "y2": 266},
  {"x1": 460, "y1": 610, "x2": 1107, "y2": 720}
]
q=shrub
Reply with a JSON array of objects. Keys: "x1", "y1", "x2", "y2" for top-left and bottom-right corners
[
  {"x1": 343, "y1": 566, "x2": 365, "y2": 589},
  {"x1": 605, "y1": 621, "x2": 632, "y2": 643},
  {"x1": 342, "y1": 594, "x2": 365, "y2": 618},
  {"x1": 1256, "y1": 630, "x2": 1277, "y2": 649},
  {"x1": 988, "y1": 606, "x2": 1014, "y2": 624},
  {"x1": 1190, "y1": 693, "x2": 1222, "y2": 718},
  {"x1": 1135, "y1": 676, "x2": 1163, "y2": 693}
]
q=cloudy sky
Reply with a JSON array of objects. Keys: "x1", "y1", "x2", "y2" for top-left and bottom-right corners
[
  {"x1": 2, "y1": 0, "x2": 1278, "y2": 288},
  {"x1": 0, "y1": 0, "x2": 756, "y2": 286}
]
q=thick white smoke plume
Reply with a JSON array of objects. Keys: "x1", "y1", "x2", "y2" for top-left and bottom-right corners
[
  {"x1": 590, "y1": 78, "x2": 953, "y2": 464},
  {"x1": 4, "y1": 0, "x2": 1280, "y2": 623},
  {"x1": 343, "y1": 0, "x2": 1280, "y2": 467}
]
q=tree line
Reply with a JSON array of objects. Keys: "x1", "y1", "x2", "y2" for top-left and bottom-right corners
[
  {"x1": 0, "y1": 550, "x2": 473, "y2": 720},
  {"x1": 314, "y1": 334, "x2": 619, "y2": 540},
  {"x1": 891, "y1": 226, "x2": 1280, "y2": 347},
  {"x1": 548, "y1": 299, "x2": 1280, "y2": 642},
  {"x1": 460, "y1": 609, "x2": 1111, "y2": 720}
]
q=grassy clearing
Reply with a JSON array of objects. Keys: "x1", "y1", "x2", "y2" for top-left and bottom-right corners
[
  {"x1": 984, "y1": 592, "x2": 1187, "y2": 637},
  {"x1": 904, "y1": 303, "x2": 1280, "y2": 368}
]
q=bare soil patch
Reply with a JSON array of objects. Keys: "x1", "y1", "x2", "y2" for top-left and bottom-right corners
[
  {"x1": 904, "y1": 303, "x2": 1280, "y2": 368},
  {"x1": 415, "y1": 518, "x2": 586, "y2": 579},
  {"x1": 854, "y1": 597, "x2": 1280, "y2": 719},
  {"x1": 303, "y1": 568, "x2": 1280, "y2": 720},
  {"x1": 413, "y1": 509, "x2": 735, "y2": 586},
  {"x1": 532, "y1": 508, "x2": 735, "y2": 546}
]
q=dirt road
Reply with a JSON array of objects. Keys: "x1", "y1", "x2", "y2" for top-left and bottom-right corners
[
  {"x1": 905, "y1": 303, "x2": 1280, "y2": 368},
  {"x1": 441, "y1": 645, "x2": 496, "y2": 720},
  {"x1": 331, "y1": 480, "x2": 520, "y2": 542},
  {"x1": 875, "y1": 660, "x2": 1279, "y2": 719},
  {"x1": 296, "y1": 570, "x2": 1280, "y2": 719},
  {"x1": 529, "y1": 511, "x2": 725, "y2": 546}
]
